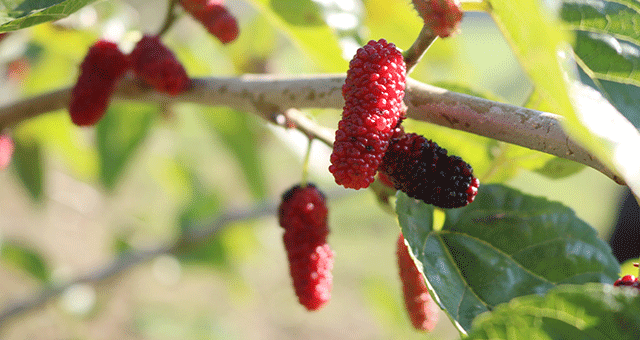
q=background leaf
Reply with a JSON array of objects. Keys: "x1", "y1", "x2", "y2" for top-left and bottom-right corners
[
  {"x1": 396, "y1": 184, "x2": 620, "y2": 333},
  {"x1": 0, "y1": 0, "x2": 96, "y2": 32},
  {"x1": 96, "y1": 102, "x2": 157, "y2": 191},
  {"x1": 467, "y1": 284, "x2": 640, "y2": 340},
  {"x1": 1, "y1": 240, "x2": 49, "y2": 282},
  {"x1": 11, "y1": 134, "x2": 44, "y2": 202}
]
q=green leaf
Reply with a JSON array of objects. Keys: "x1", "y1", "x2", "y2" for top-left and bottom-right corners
[
  {"x1": 201, "y1": 107, "x2": 267, "y2": 199},
  {"x1": 1, "y1": 240, "x2": 49, "y2": 282},
  {"x1": 560, "y1": 0, "x2": 640, "y2": 129},
  {"x1": 396, "y1": 184, "x2": 620, "y2": 333},
  {"x1": 534, "y1": 156, "x2": 585, "y2": 179},
  {"x1": 11, "y1": 134, "x2": 44, "y2": 202},
  {"x1": 363, "y1": 0, "x2": 423, "y2": 49},
  {"x1": 0, "y1": 0, "x2": 96, "y2": 33},
  {"x1": 467, "y1": 284, "x2": 640, "y2": 340},
  {"x1": 96, "y1": 102, "x2": 157, "y2": 191},
  {"x1": 247, "y1": 0, "x2": 346, "y2": 72}
]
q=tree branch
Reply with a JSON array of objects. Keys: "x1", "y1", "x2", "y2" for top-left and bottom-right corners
[{"x1": 0, "y1": 74, "x2": 623, "y2": 184}]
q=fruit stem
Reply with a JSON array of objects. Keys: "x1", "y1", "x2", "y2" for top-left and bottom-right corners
[
  {"x1": 158, "y1": 0, "x2": 180, "y2": 37},
  {"x1": 300, "y1": 136, "x2": 314, "y2": 188},
  {"x1": 403, "y1": 24, "x2": 438, "y2": 75}
]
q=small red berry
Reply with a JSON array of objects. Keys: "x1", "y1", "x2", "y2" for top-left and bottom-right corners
[
  {"x1": 412, "y1": 0, "x2": 463, "y2": 38},
  {"x1": 179, "y1": 0, "x2": 239, "y2": 44},
  {"x1": 129, "y1": 35, "x2": 190, "y2": 95},
  {"x1": 69, "y1": 40, "x2": 129, "y2": 126},
  {"x1": 379, "y1": 132, "x2": 479, "y2": 209},
  {"x1": 329, "y1": 39, "x2": 406, "y2": 189},
  {"x1": 614, "y1": 274, "x2": 639, "y2": 288},
  {"x1": 0, "y1": 134, "x2": 14, "y2": 170},
  {"x1": 278, "y1": 183, "x2": 334, "y2": 311},
  {"x1": 397, "y1": 233, "x2": 439, "y2": 331}
]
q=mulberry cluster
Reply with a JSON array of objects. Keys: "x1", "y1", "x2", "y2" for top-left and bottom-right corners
[
  {"x1": 278, "y1": 183, "x2": 334, "y2": 311},
  {"x1": 130, "y1": 35, "x2": 190, "y2": 95},
  {"x1": 329, "y1": 39, "x2": 406, "y2": 189},
  {"x1": 411, "y1": 0, "x2": 464, "y2": 37},
  {"x1": 69, "y1": 41, "x2": 129, "y2": 126},
  {"x1": 379, "y1": 132, "x2": 479, "y2": 209},
  {"x1": 614, "y1": 275, "x2": 640, "y2": 290},
  {"x1": 397, "y1": 233, "x2": 439, "y2": 331},
  {"x1": 69, "y1": 36, "x2": 191, "y2": 126},
  {"x1": 179, "y1": 0, "x2": 239, "y2": 44}
]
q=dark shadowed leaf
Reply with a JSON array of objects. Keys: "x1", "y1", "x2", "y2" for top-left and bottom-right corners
[
  {"x1": 11, "y1": 135, "x2": 44, "y2": 202},
  {"x1": 1, "y1": 240, "x2": 49, "y2": 282}
]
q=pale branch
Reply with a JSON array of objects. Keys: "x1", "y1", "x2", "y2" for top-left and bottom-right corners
[{"x1": 0, "y1": 74, "x2": 623, "y2": 184}]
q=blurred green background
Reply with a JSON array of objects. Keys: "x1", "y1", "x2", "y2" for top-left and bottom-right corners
[{"x1": 0, "y1": 0, "x2": 628, "y2": 339}]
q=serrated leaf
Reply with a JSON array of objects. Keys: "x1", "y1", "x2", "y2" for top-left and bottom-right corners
[
  {"x1": 1, "y1": 240, "x2": 49, "y2": 282},
  {"x1": 201, "y1": 107, "x2": 267, "y2": 199},
  {"x1": 96, "y1": 102, "x2": 157, "y2": 191},
  {"x1": 247, "y1": 0, "x2": 346, "y2": 72},
  {"x1": 11, "y1": 134, "x2": 44, "y2": 202},
  {"x1": 0, "y1": 0, "x2": 96, "y2": 33},
  {"x1": 396, "y1": 184, "x2": 620, "y2": 333},
  {"x1": 467, "y1": 284, "x2": 640, "y2": 340}
]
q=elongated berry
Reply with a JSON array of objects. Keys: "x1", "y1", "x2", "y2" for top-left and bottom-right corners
[
  {"x1": 412, "y1": 0, "x2": 463, "y2": 38},
  {"x1": 69, "y1": 41, "x2": 129, "y2": 126},
  {"x1": 397, "y1": 233, "x2": 439, "y2": 331},
  {"x1": 278, "y1": 183, "x2": 334, "y2": 311},
  {"x1": 329, "y1": 39, "x2": 406, "y2": 189},
  {"x1": 0, "y1": 134, "x2": 14, "y2": 170},
  {"x1": 179, "y1": 0, "x2": 239, "y2": 44},
  {"x1": 130, "y1": 35, "x2": 190, "y2": 95},
  {"x1": 379, "y1": 132, "x2": 479, "y2": 209}
]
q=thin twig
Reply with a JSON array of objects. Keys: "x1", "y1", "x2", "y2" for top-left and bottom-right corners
[
  {"x1": 403, "y1": 25, "x2": 438, "y2": 74},
  {"x1": 0, "y1": 189, "x2": 352, "y2": 327},
  {"x1": 157, "y1": 0, "x2": 180, "y2": 37}
]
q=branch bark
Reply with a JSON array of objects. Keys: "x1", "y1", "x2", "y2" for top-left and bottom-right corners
[{"x1": 0, "y1": 74, "x2": 623, "y2": 184}]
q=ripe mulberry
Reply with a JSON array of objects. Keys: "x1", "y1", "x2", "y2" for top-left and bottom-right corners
[
  {"x1": 69, "y1": 41, "x2": 129, "y2": 126},
  {"x1": 179, "y1": 0, "x2": 239, "y2": 44},
  {"x1": 329, "y1": 39, "x2": 406, "y2": 189},
  {"x1": 278, "y1": 183, "x2": 334, "y2": 311},
  {"x1": 379, "y1": 132, "x2": 479, "y2": 209},
  {"x1": 411, "y1": 0, "x2": 464, "y2": 38},
  {"x1": 130, "y1": 35, "x2": 190, "y2": 95},
  {"x1": 614, "y1": 275, "x2": 640, "y2": 290},
  {"x1": 397, "y1": 233, "x2": 439, "y2": 331}
]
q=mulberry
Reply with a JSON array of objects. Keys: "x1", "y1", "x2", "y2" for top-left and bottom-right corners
[
  {"x1": 329, "y1": 39, "x2": 406, "y2": 189},
  {"x1": 0, "y1": 134, "x2": 14, "y2": 170},
  {"x1": 130, "y1": 35, "x2": 190, "y2": 95},
  {"x1": 69, "y1": 41, "x2": 129, "y2": 126},
  {"x1": 397, "y1": 233, "x2": 439, "y2": 331},
  {"x1": 411, "y1": 0, "x2": 464, "y2": 38},
  {"x1": 379, "y1": 133, "x2": 479, "y2": 209},
  {"x1": 278, "y1": 183, "x2": 334, "y2": 311},
  {"x1": 179, "y1": 0, "x2": 239, "y2": 44},
  {"x1": 614, "y1": 275, "x2": 640, "y2": 289}
]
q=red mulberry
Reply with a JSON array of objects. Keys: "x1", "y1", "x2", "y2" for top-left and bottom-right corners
[
  {"x1": 379, "y1": 133, "x2": 479, "y2": 209},
  {"x1": 130, "y1": 35, "x2": 190, "y2": 95},
  {"x1": 179, "y1": 0, "x2": 239, "y2": 44},
  {"x1": 69, "y1": 40, "x2": 129, "y2": 126},
  {"x1": 614, "y1": 275, "x2": 640, "y2": 290},
  {"x1": 397, "y1": 233, "x2": 439, "y2": 331},
  {"x1": 411, "y1": 0, "x2": 464, "y2": 38},
  {"x1": 329, "y1": 39, "x2": 406, "y2": 189},
  {"x1": 278, "y1": 183, "x2": 334, "y2": 311},
  {"x1": 0, "y1": 134, "x2": 14, "y2": 170}
]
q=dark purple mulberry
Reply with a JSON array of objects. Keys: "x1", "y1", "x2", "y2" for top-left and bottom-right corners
[
  {"x1": 278, "y1": 183, "x2": 334, "y2": 311},
  {"x1": 379, "y1": 133, "x2": 479, "y2": 209},
  {"x1": 329, "y1": 39, "x2": 406, "y2": 189}
]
